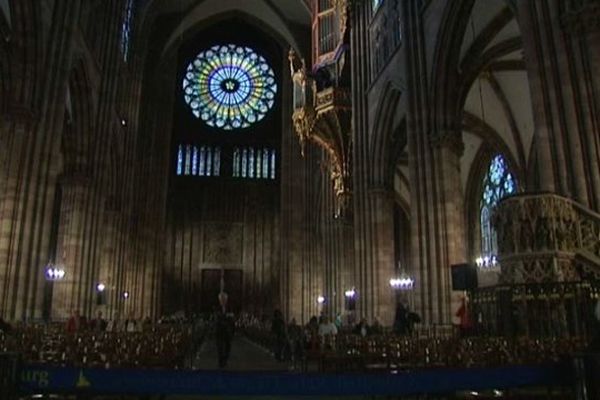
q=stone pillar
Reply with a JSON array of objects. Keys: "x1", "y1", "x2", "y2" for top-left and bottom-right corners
[
  {"x1": 408, "y1": 128, "x2": 467, "y2": 324},
  {"x1": 432, "y1": 132, "x2": 468, "y2": 322},
  {"x1": 280, "y1": 54, "x2": 308, "y2": 322},
  {"x1": 0, "y1": 107, "x2": 36, "y2": 318},
  {"x1": 52, "y1": 175, "x2": 91, "y2": 319},
  {"x1": 350, "y1": 1, "x2": 380, "y2": 324},
  {"x1": 518, "y1": 0, "x2": 600, "y2": 210},
  {"x1": 362, "y1": 188, "x2": 394, "y2": 325},
  {"x1": 0, "y1": 1, "x2": 81, "y2": 321},
  {"x1": 98, "y1": 207, "x2": 120, "y2": 318}
]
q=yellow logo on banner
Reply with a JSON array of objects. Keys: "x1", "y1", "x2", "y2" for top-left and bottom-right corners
[{"x1": 76, "y1": 370, "x2": 91, "y2": 388}]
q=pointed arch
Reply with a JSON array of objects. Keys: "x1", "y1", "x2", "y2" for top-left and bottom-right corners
[
  {"x1": 430, "y1": 0, "x2": 476, "y2": 133},
  {"x1": 63, "y1": 59, "x2": 95, "y2": 176},
  {"x1": 369, "y1": 81, "x2": 403, "y2": 189},
  {"x1": 7, "y1": 0, "x2": 42, "y2": 110},
  {"x1": 0, "y1": 40, "x2": 8, "y2": 114}
]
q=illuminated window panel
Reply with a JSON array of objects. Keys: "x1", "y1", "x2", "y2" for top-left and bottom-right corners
[
  {"x1": 176, "y1": 145, "x2": 183, "y2": 175},
  {"x1": 120, "y1": 0, "x2": 134, "y2": 62}
]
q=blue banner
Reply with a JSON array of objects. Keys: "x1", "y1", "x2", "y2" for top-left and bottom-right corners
[{"x1": 20, "y1": 364, "x2": 572, "y2": 396}]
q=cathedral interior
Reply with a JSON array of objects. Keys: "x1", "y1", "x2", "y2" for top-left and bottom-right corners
[{"x1": 1, "y1": 0, "x2": 600, "y2": 399}]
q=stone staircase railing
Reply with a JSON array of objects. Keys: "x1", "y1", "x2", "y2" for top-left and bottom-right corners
[{"x1": 493, "y1": 193, "x2": 600, "y2": 283}]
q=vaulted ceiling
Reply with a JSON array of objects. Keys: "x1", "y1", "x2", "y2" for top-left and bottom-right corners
[
  {"x1": 139, "y1": 0, "x2": 312, "y2": 61},
  {"x1": 459, "y1": 0, "x2": 533, "y2": 194}
]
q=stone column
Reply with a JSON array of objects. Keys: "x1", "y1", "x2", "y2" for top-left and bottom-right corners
[
  {"x1": 0, "y1": 107, "x2": 36, "y2": 318},
  {"x1": 280, "y1": 53, "x2": 308, "y2": 322},
  {"x1": 52, "y1": 175, "x2": 91, "y2": 319},
  {"x1": 0, "y1": 1, "x2": 81, "y2": 321},
  {"x1": 98, "y1": 207, "x2": 120, "y2": 318},
  {"x1": 518, "y1": 0, "x2": 600, "y2": 210},
  {"x1": 431, "y1": 132, "x2": 468, "y2": 323},
  {"x1": 367, "y1": 187, "x2": 397, "y2": 326},
  {"x1": 350, "y1": 1, "x2": 379, "y2": 323},
  {"x1": 407, "y1": 127, "x2": 467, "y2": 324}
]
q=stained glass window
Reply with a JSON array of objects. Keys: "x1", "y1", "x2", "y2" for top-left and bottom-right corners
[
  {"x1": 176, "y1": 145, "x2": 183, "y2": 175},
  {"x1": 233, "y1": 148, "x2": 240, "y2": 177},
  {"x1": 191, "y1": 147, "x2": 198, "y2": 176},
  {"x1": 176, "y1": 144, "x2": 221, "y2": 177},
  {"x1": 270, "y1": 150, "x2": 276, "y2": 179},
  {"x1": 373, "y1": 0, "x2": 383, "y2": 11},
  {"x1": 206, "y1": 148, "x2": 212, "y2": 177},
  {"x1": 185, "y1": 145, "x2": 191, "y2": 175},
  {"x1": 263, "y1": 149, "x2": 269, "y2": 179},
  {"x1": 213, "y1": 148, "x2": 221, "y2": 177},
  {"x1": 480, "y1": 154, "x2": 517, "y2": 256},
  {"x1": 249, "y1": 148, "x2": 255, "y2": 178},
  {"x1": 121, "y1": 0, "x2": 134, "y2": 62},
  {"x1": 241, "y1": 149, "x2": 248, "y2": 177},
  {"x1": 182, "y1": 44, "x2": 277, "y2": 130},
  {"x1": 232, "y1": 147, "x2": 276, "y2": 180},
  {"x1": 199, "y1": 146, "x2": 206, "y2": 176}
]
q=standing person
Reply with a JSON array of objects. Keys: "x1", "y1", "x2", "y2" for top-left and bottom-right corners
[
  {"x1": 287, "y1": 318, "x2": 303, "y2": 368},
  {"x1": 0, "y1": 316, "x2": 12, "y2": 334},
  {"x1": 125, "y1": 313, "x2": 137, "y2": 333},
  {"x1": 369, "y1": 317, "x2": 383, "y2": 336},
  {"x1": 584, "y1": 298, "x2": 600, "y2": 398},
  {"x1": 66, "y1": 310, "x2": 81, "y2": 333},
  {"x1": 318, "y1": 316, "x2": 338, "y2": 337},
  {"x1": 456, "y1": 296, "x2": 473, "y2": 337},
  {"x1": 353, "y1": 318, "x2": 369, "y2": 337},
  {"x1": 271, "y1": 309, "x2": 287, "y2": 361},
  {"x1": 106, "y1": 312, "x2": 122, "y2": 332},
  {"x1": 393, "y1": 303, "x2": 409, "y2": 335},
  {"x1": 90, "y1": 311, "x2": 107, "y2": 332},
  {"x1": 215, "y1": 308, "x2": 234, "y2": 368}
]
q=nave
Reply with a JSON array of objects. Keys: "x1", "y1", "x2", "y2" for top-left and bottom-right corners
[{"x1": 192, "y1": 334, "x2": 286, "y2": 372}]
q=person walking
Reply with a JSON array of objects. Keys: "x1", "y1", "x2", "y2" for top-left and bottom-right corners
[
  {"x1": 215, "y1": 309, "x2": 234, "y2": 368},
  {"x1": 272, "y1": 309, "x2": 287, "y2": 361}
]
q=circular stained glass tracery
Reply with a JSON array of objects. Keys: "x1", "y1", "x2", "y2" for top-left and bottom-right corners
[{"x1": 183, "y1": 44, "x2": 277, "y2": 130}]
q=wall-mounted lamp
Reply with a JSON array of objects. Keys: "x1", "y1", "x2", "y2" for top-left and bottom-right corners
[
  {"x1": 389, "y1": 276, "x2": 414, "y2": 291},
  {"x1": 475, "y1": 254, "x2": 498, "y2": 269},
  {"x1": 45, "y1": 262, "x2": 66, "y2": 281}
]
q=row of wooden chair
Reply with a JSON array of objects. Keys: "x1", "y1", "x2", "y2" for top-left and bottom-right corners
[
  {"x1": 241, "y1": 325, "x2": 587, "y2": 372},
  {"x1": 0, "y1": 324, "x2": 193, "y2": 369}
]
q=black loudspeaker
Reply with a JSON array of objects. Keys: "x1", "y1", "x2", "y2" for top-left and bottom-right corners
[{"x1": 451, "y1": 263, "x2": 478, "y2": 291}]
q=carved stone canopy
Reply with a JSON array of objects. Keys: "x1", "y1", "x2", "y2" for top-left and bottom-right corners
[{"x1": 493, "y1": 193, "x2": 600, "y2": 283}]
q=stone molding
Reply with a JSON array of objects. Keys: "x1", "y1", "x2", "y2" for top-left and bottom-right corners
[
  {"x1": 428, "y1": 129, "x2": 464, "y2": 156},
  {"x1": 3, "y1": 105, "x2": 37, "y2": 124},
  {"x1": 562, "y1": 2, "x2": 600, "y2": 34}
]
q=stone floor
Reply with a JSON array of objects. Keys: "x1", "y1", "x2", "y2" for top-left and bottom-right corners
[{"x1": 193, "y1": 333, "x2": 288, "y2": 371}]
